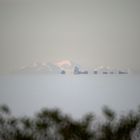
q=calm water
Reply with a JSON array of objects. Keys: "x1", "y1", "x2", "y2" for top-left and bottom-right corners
[{"x1": 0, "y1": 74, "x2": 140, "y2": 118}]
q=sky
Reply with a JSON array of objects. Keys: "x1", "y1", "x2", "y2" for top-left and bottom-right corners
[{"x1": 0, "y1": 0, "x2": 140, "y2": 74}]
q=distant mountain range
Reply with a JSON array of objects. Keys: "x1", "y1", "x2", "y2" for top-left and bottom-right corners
[
  {"x1": 17, "y1": 62, "x2": 62, "y2": 74},
  {"x1": 16, "y1": 60, "x2": 130, "y2": 75}
]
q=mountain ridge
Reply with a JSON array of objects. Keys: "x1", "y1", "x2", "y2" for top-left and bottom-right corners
[{"x1": 15, "y1": 60, "x2": 130, "y2": 75}]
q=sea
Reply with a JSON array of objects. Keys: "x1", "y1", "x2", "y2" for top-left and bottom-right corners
[{"x1": 0, "y1": 74, "x2": 140, "y2": 118}]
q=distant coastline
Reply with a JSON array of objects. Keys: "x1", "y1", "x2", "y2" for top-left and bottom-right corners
[{"x1": 11, "y1": 61, "x2": 131, "y2": 75}]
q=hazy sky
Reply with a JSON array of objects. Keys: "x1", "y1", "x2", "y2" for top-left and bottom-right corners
[{"x1": 0, "y1": 0, "x2": 140, "y2": 74}]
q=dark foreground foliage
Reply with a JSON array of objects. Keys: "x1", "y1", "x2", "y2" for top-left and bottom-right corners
[{"x1": 0, "y1": 105, "x2": 140, "y2": 140}]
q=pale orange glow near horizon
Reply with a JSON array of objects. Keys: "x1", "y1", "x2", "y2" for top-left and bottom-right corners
[{"x1": 56, "y1": 60, "x2": 72, "y2": 68}]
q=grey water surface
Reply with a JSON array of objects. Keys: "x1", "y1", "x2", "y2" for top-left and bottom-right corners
[{"x1": 0, "y1": 74, "x2": 140, "y2": 118}]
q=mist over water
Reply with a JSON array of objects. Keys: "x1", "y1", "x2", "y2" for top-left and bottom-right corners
[{"x1": 0, "y1": 74, "x2": 140, "y2": 118}]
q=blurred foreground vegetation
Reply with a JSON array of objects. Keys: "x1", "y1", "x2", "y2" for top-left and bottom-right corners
[{"x1": 0, "y1": 104, "x2": 140, "y2": 140}]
